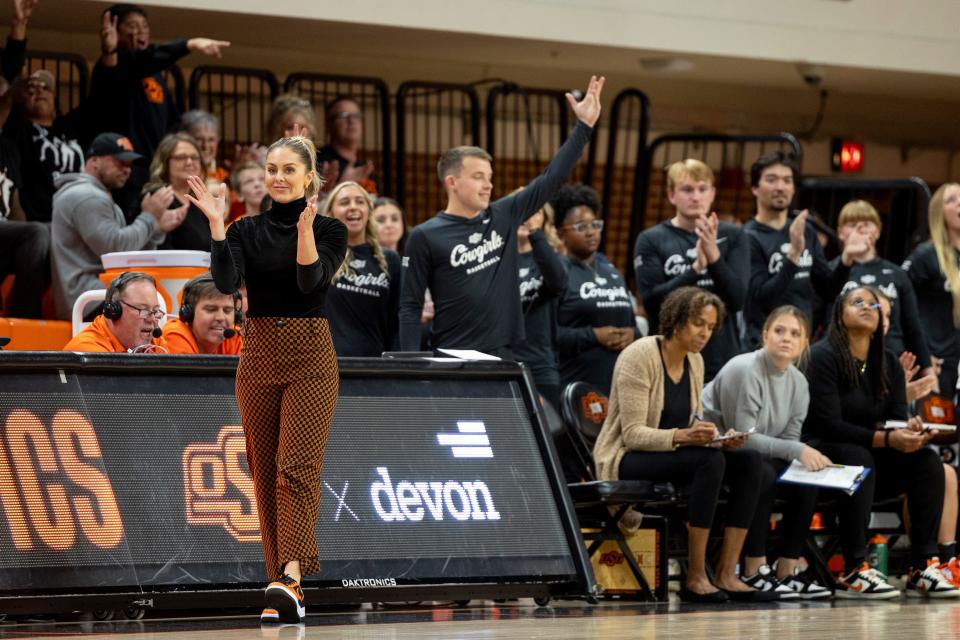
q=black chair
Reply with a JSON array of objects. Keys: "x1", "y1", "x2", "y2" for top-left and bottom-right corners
[{"x1": 559, "y1": 382, "x2": 673, "y2": 601}]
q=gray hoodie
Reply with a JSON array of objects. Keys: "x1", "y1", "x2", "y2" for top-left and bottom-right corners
[{"x1": 50, "y1": 172, "x2": 165, "y2": 320}]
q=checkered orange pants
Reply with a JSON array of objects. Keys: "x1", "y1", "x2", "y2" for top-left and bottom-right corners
[{"x1": 236, "y1": 317, "x2": 339, "y2": 581}]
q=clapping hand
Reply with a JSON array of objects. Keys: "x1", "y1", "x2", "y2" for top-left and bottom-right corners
[
  {"x1": 567, "y1": 75, "x2": 605, "y2": 128},
  {"x1": 841, "y1": 222, "x2": 872, "y2": 265},
  {"x1": 787, "y1": 210, "x2": 808, "y2": 263},
  {"x1": 695, "y1": 212, "x2": 721, "y2": 264},
  {"x1": 297, "y1": 195, "x2": 319, "y2": 236},
  {"x1": 100, "y1": 11, "x2": 118, "y2": 55}
]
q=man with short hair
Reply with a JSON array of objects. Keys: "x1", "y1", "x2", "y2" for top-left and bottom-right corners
[
  {"x1": 88, "y1": 3, "x2": 230, "y2": 216},
  {"x1": 51, "y1": 132, "x2": 186, "y2": 320},
  {"x1": 633, "y1": 159, "x2": 748, "y2": 380},
  {"x1": 743, "y1": 151, "x2": 866, "y2": 347},
  {"x1": 398, "y1": 75, "x2": 604, "y2": 356},
  {"x1": 0, "y1": 68, "x2": 85, "y2": 223},
  {"x1": 63, "y1": 271, "x2": 166, "y2": 353},
  {"x1": 316, "y1": 96, "x2": 377, "y2": 193},
  {"x1": 162, "y1": 273, "x2": 243, "y2": 355}
]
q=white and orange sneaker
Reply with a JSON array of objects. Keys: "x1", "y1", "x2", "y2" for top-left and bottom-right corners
[
  {"x1": 265, "y1": 575, "x2": 306, "y2": 623},
  {"x1": 937, "y1": 557, "x2": 960, "y2": 590},
  {"x1": 834, "y1": 563, "x2": 900, "y2": 599},
  {"x1": 260, "y1": 608, "x2": 280, "y2": 623},
  {"x1": 906, "y1": 558, "x2": 960, "y2": 598}
]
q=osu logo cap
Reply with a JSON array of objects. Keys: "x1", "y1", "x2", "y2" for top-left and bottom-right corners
[{"x1": 86, "y1": 133, "x2": 144, "y2": 162}]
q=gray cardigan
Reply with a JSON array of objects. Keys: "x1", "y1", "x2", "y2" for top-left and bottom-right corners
[{"x1": 701, "y1": 348, "x2": 809, "y2": 462}]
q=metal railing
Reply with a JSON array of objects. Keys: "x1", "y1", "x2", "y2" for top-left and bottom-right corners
[
  {"x1": 24, "y1": 50, "x2": 88, "y2": 115},
  {"x1": 396, "y1": 81, "x2": 480, "y2": 225},
  {"x1": 796, "y1": 176, "x2": 932, "y2": 264},
  {"x1": 283, "y1": 72, "x2": 392, "y2": 196},
  {"x1": 188, "y1": 65, "x2": 279, "y2": 156}
]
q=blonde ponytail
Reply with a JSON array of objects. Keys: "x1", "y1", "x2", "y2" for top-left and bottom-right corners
[{"x1": 929, "y1": 183, "x2": 960, "y2": 326}]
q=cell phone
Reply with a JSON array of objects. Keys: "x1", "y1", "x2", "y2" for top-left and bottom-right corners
[{"x1": 712, "y1": 427, "x2": 756, "y2": 443}]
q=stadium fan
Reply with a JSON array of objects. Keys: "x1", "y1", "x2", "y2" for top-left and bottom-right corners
[
  {"x1": 88, "y1": 3, "x2": 230, "y2": 218},
  {"x1": 265, "y1": 93, "x2": 316, "y2": 145},
  {"x1": 317, "y1": 96, "x2": 376, "y2": 193},
  {"x1": 321, "y1": 181, "x2": 400, "y2": 357},
  {"x1": 62, "y1": 271, "x2": 166, "y2": 353},
  {"x1": 162, "y1": 272, "x2": 242, "y2": 355},
  {"x1": 227, "y1": 161, "x2": 267, "y2": 224},
  {"x1": 399, "y1": 75, "x2": 604, "y2": 357},
  {"x1": 554, "y1": 184, "x2": 634, "y2": 396},
  {"x1": 51, "y1": 132, "x2": 185, "y2": 320},
  {"x1": 180, "y1": 109, "x2": 229, "y2": 184},
  {"x1": 592, "y1": 287, "x2": 770, "y2": 603},
  {"x1": 143, "y1": 132, "x2": 222, "y2": 251},
  {"x1": 633, "y1": 158, "x2": 748, "y2": 381}
]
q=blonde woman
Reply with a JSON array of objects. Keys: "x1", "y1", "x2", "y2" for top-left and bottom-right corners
[
  {"x1": 321, "y1": 181, "x2": 401, "y2": 356},
  {"x1": 703, "y1": 306, "x2": 832, "y2": 600},
  {"x1": 904, "y1": 183, "x2": 960, "y2": 394}
]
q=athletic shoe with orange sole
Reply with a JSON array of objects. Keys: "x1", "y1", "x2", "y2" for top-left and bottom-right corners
[
  {"x1": 938, "y1": 557, "x2": 960, "y2": 590},
  {"x1": 834, "y1": 563, "x2": 900, "y2": 599},
  {"x1": 260, "y1": 608, "x2": 280, "y2": 623},
  {"x1": 265, "y1": 575, "x2": 305, "y2": 623}
]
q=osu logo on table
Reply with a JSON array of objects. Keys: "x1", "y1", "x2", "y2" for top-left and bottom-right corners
[
  {"x1": 0, "y1": 409, "x2": 123, "y2": 551},
  {"x1": 182, "y1": 425, "x2": 260, "y2": 542}
]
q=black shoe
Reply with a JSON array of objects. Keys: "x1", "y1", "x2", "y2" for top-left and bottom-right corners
[
  {"x1": 678, "y1": 585, "x2": 729, "y2": 603},
  {"x1": 265, "y1": 575, "x2": 305, "y2": 623},
  {"x1": 722, "y1": 587, "x2": 779, "y2": 602}
]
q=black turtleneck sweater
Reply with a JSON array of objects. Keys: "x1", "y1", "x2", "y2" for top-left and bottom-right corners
[{"x1": 210, "y1": 197, "x2": 348, "y2": 317}]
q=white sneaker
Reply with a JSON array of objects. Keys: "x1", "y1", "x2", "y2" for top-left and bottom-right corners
[
  {"x1": 781, "y1": 568, "x2": 831, "y2": 600},
  {"x1": 740, "y1": 564, "x2": 799, "y2": 600},
  {"x1": 906, "y1": 559, "x2": 960, "y2": 598},
  {"x1": 834, "y1": 564, "x2": 900, "y2": 599}
]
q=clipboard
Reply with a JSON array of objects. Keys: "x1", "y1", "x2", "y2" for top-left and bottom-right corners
[{"x1": 777, "y1": 459, "x2": 871, "y2": 495}]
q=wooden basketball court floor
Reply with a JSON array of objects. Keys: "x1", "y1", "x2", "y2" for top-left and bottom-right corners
[{"x1": 1, "y1": 598, "x2": 959, "y2": 640}]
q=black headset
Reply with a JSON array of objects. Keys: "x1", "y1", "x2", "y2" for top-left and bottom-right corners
[
  {"x1": 102, "y1": 271, "x2": 154, "y2": 320},
  {"x1": 178, "y1": 275, "x2": 243, "y2": 327}
]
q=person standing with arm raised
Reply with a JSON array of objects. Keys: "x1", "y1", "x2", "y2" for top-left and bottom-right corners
[
  {"x1": 184, "y1": 135, "x2": 347, "y2": 625},
  {"x1": 398, "y1": 75, "x2": 603, "y2": 357}
]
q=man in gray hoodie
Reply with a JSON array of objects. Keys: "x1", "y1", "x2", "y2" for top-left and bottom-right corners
[{"x1": 51, "y1": 132, "x2": 186, "y2": 319}]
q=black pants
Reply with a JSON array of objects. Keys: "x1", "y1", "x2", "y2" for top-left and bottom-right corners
[
  {"x1": 0, "y1": 220, "x2": 49, "y2": 318},
  {"x1": 619, "y1": 447, "x2": 764, "y2": 530},
  {"x1": 815, "y1": 441, "x2": 944, "y2": 569},
  {"x1": 744, "y1": 458, "x2": 819, "y2": 560}
]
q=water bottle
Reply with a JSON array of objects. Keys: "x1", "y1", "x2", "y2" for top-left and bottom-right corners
[{"x1": 867, "y1": 534, "x2": 889, "y2": 577}]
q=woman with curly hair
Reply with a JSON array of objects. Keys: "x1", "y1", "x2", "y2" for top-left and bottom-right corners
[
  {"x1": 592, "y1": 286, "x2": 768, "y2": 603},
  {"x1": 803, "y1": 286, "x2": 955, "y2": 598},
  {"x1": 321, "y1": 181, "x2": 400, "y2": 356}
]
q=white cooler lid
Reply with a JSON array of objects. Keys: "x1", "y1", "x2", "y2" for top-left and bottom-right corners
[{"x1": 101, "y1": 250, "x2": 211, "y2": 269}]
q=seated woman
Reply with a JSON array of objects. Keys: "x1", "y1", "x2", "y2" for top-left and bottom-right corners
[
  {"x1": 593, "y1": 286, "x2": 771, "y2": 603},
  {"x1": 804, "y1": 286, "x2": 957, "y2": 598},
  {"x1": 702, "y1": 305, "x2": 831, "y2": 599},
  {"x1": 555, "y1": 184, "x2": 637, "y2": 395}
]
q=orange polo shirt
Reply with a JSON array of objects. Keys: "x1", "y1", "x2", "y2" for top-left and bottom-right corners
[
  {"x1": 62, "y1": 315, "x2": 167, "y2": 353},
  {"x1": 162, "y1": 317, "x2": 243, "y2": 355}
]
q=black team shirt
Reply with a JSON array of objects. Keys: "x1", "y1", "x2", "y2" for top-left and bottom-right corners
[
  {"x1": 326, "y1": 244, "x2": 401, "y2": 357},
  {"x1": 634, "y1": 220, "x2": 748, "y2": 380},
  {"x1": 904, "y1": 242, "x2": 960, "y2": 365},
  {"x1": 399, "y1": 121, "x2": 592, "y2": 352},
  {"x1": 210, "y1": 197, "x2": 347, "y2": 317},
  {"x1": 831, "y1": 255, "x2": 931, "y2": 365},
  {"x1": 512, "y1": 230, "x2": 567, "y2": 387},
  {"x1": 557, "y1": 253, "x2": 636, "y2": 395},
  {"x1": 743, "y1": 213, "x2": 849, "y2": 346}
]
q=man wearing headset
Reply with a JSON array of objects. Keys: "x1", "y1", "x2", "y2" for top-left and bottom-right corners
[
  {"x1": 163, "y1": 272, "x2": 243, "y2": 355},
  {"x1": 63, "y1": 271, "x2": 167, "y2": 353}
]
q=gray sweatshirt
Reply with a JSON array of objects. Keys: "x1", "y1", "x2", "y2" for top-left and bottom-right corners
[
  {"x1": 50, "y1": 172, "x2": 165, "y2": 319},
  {"x1": 702, "y1": 348, "x2": 809, "y2": 462}
]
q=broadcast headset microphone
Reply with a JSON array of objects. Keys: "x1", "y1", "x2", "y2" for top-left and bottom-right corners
[
  {"x1": 152, "y1": 327, "x2": 163, "y2": 339},
  {"x1": 223, "y1": 328, "x2": 236, "y2": 339}
]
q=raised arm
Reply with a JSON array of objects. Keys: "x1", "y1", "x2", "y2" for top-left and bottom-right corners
[
  {"x1": 296, "y1": 199, "x2": 347, "y2": 293},
  {"x1": 498, "y1": 76, "x2": 604, "y2": 224},
  {"x1": 184, "y1": 175, "x2": 243, "y2": 293}
]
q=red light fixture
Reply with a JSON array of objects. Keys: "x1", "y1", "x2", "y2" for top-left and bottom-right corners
[{"x1": 832, "y1": 138, "x2": 864, "y2": 173}]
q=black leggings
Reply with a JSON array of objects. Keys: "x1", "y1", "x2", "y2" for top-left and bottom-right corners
[
  {"x1": 619, "y1": 447, "x2": 764, "y2": 529},
  {"x1": 813, "y1": 440, "x2": 944, "y2": 570},
  {"x1": 744, "y1": 458, "x2": 819, "y2": 560}
]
